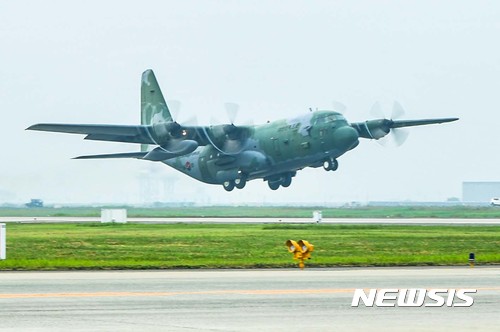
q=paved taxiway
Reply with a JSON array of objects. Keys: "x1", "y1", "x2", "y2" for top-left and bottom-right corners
[
  {"x1": 1, "y1": 216, "x2": 500, "y2": 225},
  {"x1": 0, "y1": 267, "x2": 498, "y2": 331}
]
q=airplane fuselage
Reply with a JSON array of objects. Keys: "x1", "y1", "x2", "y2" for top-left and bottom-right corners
[{"x1": 164, "y1": 111, "x2": 359, "y2": 187}]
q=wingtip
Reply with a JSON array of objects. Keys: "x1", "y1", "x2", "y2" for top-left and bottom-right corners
[
  {"x1": 436, "y1": 117, "x2": 459, "y2": 123},
  {"x1": 72, "y1": 155, "x2": 95, "y2": 160}
]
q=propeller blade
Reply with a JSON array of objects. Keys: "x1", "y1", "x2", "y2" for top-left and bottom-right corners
[
  {"x1": 182, "y1": 115, "x2": 198, "y2": 126},
  {"x1": 167, "y1": 100, "x2": 182, "y2": 120},
  {"x1": 392, "y1": 128, "x2": 409, "y2": 146},
  {"x1": 224, "y1": 102, "x2": 239, "y2": 124},
  {"x1": 332, "y1": 101, "x2": 347, "y2": 113},
  {"x1": 376, "y1": 128, "x2": 409, "y2": 147},
  {"x1": 391, "y1": 101, "x2": 405, "y2": 120},
  {"x1": 165, "y1": 99, "x2": 198, "y2": 126},
  {"x1": 370, "y1": 101, "x2": 385, "y2": 119}
]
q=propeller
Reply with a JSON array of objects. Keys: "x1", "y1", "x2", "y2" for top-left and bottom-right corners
[
  {"x1": 202, "y1": 102, "x2": 249, "y2": 155},
  {"x1": 167, "y1": 100, "x2": 198, "y2": 127},
  {"x1": 145, "y1": 100, "x2": 199, "y2": 160},
  {"x1": 369, "y1": 101, "x2": 409, "y2": 147},
  {"x1": 223, "y1": 102, "x2": 244, "y2": 152}
]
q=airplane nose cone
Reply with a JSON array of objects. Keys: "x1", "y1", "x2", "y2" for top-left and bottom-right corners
[{"x1": 332, "y1": 126, "x2": 359, "y2": 150}]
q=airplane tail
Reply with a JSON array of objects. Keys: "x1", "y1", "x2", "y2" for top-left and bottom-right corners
[{"x1": 141, "y1": 69, "x2": 172, "y2": 151}]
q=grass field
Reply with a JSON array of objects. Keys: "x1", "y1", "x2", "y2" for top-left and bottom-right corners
[
  {"x1": 1, "y1": 206, "x2": 500, "y2": 218},
  {"x1": 0, "y1": 223, "x2": 498, "y2": 270}
]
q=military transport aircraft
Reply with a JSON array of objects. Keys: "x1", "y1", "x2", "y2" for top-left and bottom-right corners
[{"x1": 27, "y1": 70, "x2": 458, "y2": 191}]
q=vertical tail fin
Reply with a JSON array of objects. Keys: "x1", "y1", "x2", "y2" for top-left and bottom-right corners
[{"x1": 141, "y1": 69, "x2": 172, "y2": 151}]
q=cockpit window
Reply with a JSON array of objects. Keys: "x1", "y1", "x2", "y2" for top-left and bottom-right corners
[
  {"x1": 316, "y1": 113, "x2": 345, "y2": 124},
  {"x1": 324, "y1": 115, "x2": 337, "y2": 123}
]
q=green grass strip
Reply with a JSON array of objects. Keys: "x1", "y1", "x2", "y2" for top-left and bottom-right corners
[
  {"x1": 2, "y1": 206, "x2": 500, "y2": 218},
  {"x1": 0, "y1": 223, "x2": 498, "y2": 270}
]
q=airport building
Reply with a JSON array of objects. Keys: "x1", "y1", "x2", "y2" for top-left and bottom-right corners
[{"x1": 462, "y1": 182, "x2": 500, "y2": 202}]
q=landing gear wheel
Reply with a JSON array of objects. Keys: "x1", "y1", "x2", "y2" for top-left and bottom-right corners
[
  {"x1": 331, "y1": 159, "x2": 338, "y2": 171},
  {"x1": 281, "y1": 174, "x2": 292, "y2": 187},
  {"x1": 235, "y1": 176, "x2": 247, "y2": 189},
  {"x1": 268, "y1": 181, "x2": 280, "y2": 190},
  {"x1": 223, "y1": 180, "x2": 235, "y2": 191},
  {"x1": 323, "y1": 158, "x2": 339, "y2": 171}
]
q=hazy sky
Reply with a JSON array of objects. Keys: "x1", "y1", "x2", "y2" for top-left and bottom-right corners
[{"x1": 1, "y1": 1, "x2": 499, "y2": 205}]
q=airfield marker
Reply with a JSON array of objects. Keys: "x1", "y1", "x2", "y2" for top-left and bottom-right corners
[
  {"x1": 0, "y1": 223, "x2": 6, "y2": 260},
  {"x1": 469, "y1": 252, "x2": 475, "y2": 268}
]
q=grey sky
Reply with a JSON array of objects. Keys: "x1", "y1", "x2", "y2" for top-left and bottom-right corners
[{"x1": 1, "y1": 1, "x2": 499, "y2": 204}]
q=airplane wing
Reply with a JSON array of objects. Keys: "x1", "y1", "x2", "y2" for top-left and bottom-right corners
[
  {"x1": 27, "y1": 123, "x2": 254, "y2": 148},
  {"x1": 73, "y1": 152, "x2": 148, "y2": 159},
  {"x1": 26, "y1": 124, "x2": 158, "y2": 145},
  {"x1": 390, "y1": 118, "x2": 459, "y2": 128},
  {"x1": 351, "y1": 117, "x2": 459, "y2": 140}
]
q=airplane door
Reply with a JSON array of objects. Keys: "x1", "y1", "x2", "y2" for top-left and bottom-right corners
[{"x1": 272, "y1": 138, "x2": 281, "y2": 156}]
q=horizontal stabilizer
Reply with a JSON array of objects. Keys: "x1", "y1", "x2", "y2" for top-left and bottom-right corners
[{"x1": 73, "y1": 152, "x2": 148, "y2": 160}]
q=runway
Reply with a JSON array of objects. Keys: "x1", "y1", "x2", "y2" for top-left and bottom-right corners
[
  {"x1": 0, "y1": 267, "x2": 498, "y2": 331},
  {"x1": 1, "y1": 216, "x2": 500, "y2": 225}
]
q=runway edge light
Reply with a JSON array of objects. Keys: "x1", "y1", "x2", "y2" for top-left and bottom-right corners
[
  {"x1": 285, "y1": 239, "x2": 313, "y2": 269},
  {"x1": 0, "y1": 223, "x2": 6, "y2": 260},
  {"x1": 469, "y1": 252, "x2": 475, "y2": 268},
  {"x1": 286, "y1": 240, "x2": 301, "y2": 256},
  {"x1": 298, "y1": 240, "x2": 314, "y2": 260}
]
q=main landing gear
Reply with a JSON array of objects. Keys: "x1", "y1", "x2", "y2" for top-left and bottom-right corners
[
  {"x1": 267, "y1": 173, "x2": 293, "y2": 190},
  {"x1": 323, "y1": 157, "x2": 339, "y2": 171},
  {"x1": 234, "y1": 175, "x2": 247, "y2": 189},
  {"x1": 223, "y1": 171, "x2": 296, "y2": 191},
  {"x1": 223, "y1": 180, "x2": 235, "y2": 192},
  {"x1": 223, "y1": 174, "x2": 247, "y2": 192}
]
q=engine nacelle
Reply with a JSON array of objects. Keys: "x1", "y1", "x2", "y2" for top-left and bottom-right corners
[
  {"x1": 352, "y1": 119, "x2": 392, "y2": 140},
  {"x1": 151, "y1": 121, "x2": 183, "y2": 145}
]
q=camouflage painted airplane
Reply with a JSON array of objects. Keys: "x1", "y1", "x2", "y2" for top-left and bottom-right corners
[{"x1": 27, "y1": 70, "x2": 458, "y2": 191}]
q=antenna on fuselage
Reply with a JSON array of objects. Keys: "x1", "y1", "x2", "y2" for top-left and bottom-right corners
[{"x1": 309, "y1": 107, "x2": 313, "y2": 112}]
